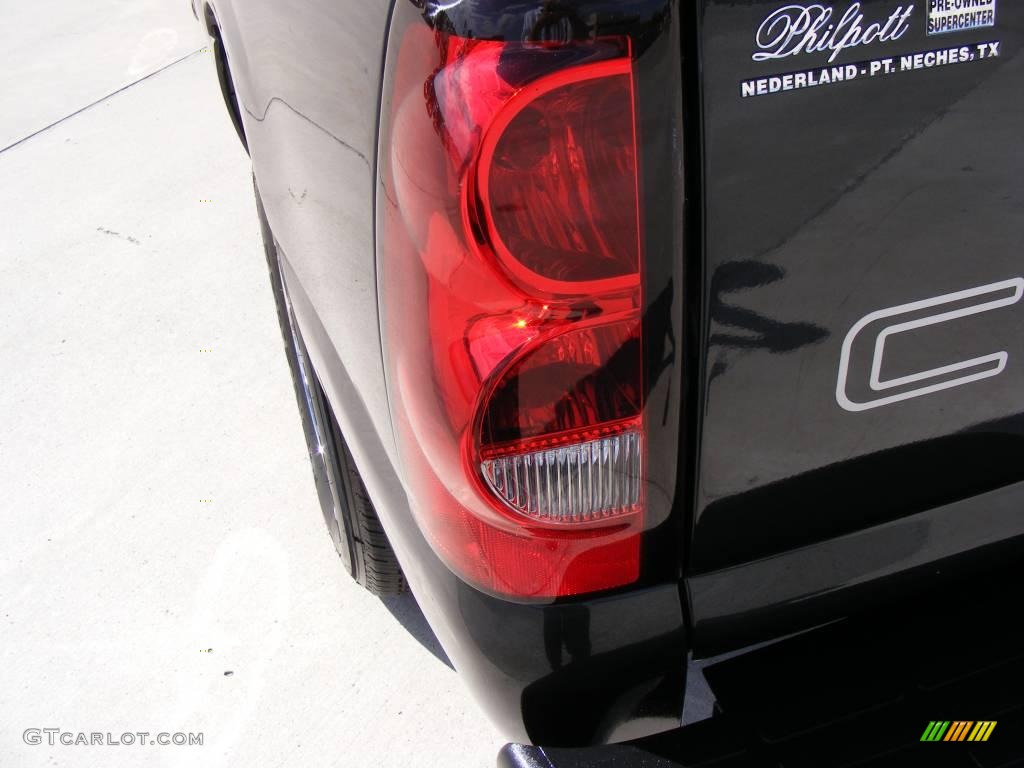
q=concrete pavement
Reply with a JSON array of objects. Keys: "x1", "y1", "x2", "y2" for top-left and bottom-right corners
[{"x1": 0, "y1": 2, "x2": 504, "y2": 766}]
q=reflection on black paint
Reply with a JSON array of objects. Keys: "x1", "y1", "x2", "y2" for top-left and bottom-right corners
[
  {"x1": 710, "y1": 260, "x2": 828, "y2": 352},
  {"x1": 543, "y1": 605, "x2": 591, "y2": 670},
  {"x1": 694, "y1": 414, "x2": 1024, "y2": 571},
  {"x1": 418, "y1": 0, "x2": 671, "y2": 53},
  {"x1": 522, "y1": 5, "x2": 586, "y2": 41},
  {"x1": 708, "y1": 260, "x2": 828, "y2": 381},
  {"x1": 524, "y1": 608, "x2": 687, "y2": 745},
  {"x1": 646, "y1": 282, "x2": 677, "y2": 425}
]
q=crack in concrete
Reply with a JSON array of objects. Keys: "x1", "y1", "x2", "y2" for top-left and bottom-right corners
[{"x1": 0, "y1": 48, "x2": 206, "y2": 155}]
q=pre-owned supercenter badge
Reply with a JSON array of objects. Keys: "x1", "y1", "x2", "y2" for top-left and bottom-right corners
[{"x1": 927, "y1": 0, "x2": 996, "y2": 36}]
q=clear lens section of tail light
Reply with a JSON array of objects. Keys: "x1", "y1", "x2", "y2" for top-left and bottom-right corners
[{"x1": 481, "y1": 427, "x2": 642, "y2": 523}]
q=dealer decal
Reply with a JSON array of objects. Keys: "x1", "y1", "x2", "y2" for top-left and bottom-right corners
[
  {"x1": 753, "y1": 3, "x2": 914, "y2": 63},
  {"x1": 742, "y1": 41, "x2": 1000, "y2": 97},
  {"x1": 928, "y1": 0, "x2": 996, "y2": 35},
  {"x1": 743, "y1": 2, "x2": 1001, "y2": 97}
]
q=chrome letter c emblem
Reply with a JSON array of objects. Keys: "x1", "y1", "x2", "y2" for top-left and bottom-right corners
[{"x1": 837, "y1": 278, "x2": 1024, "y2": 412}]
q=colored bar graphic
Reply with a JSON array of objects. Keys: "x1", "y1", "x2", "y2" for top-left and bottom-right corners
[
  {"x1": 973, "y1": 722, "x2": 997, "y2": 742},
  {"x1": 945, "y1": 721, "x2": 973, "y2": 741},
  {"x1": 921, "y1": 720, "x2": 996, "y2": 742},
  {"x1": 921, "y1": 721, "x2": 950, "y2": 741}
]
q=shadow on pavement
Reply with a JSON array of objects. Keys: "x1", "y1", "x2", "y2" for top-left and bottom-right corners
[{"x1": 380, "y1": 592, "x2": 454, "y2": 670}]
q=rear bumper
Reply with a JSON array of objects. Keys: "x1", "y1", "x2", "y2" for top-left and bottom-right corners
[
  {"x1": 408, "y1": 565, "x2": 688, "y2": 747},
  {"x1": 500, "y1": 567, "x2": 1024, "y2": 766}
]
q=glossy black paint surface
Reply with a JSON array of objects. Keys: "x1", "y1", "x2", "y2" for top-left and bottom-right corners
[
  {"x1": 691, "y1": 0, "x2": 1024, "y2": 574},
  {"x1": 689, "y1": 478, "x2": 1024, "y2": 655}
]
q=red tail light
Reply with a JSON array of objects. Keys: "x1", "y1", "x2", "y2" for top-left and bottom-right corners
[{"x1": 380, "y1": 27, "x2": 645, "y2": 598}]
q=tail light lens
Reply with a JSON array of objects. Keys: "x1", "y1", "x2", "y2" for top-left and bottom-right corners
[
  {"x1": 477, "y1": 58, "x2": 640, "y2": 293},
  {"x1": 380, "y1": 27, "x2": 645, "y2": 598},
  {"x1": 481, "y1": 427, "x2": 642, "y2": 523}
]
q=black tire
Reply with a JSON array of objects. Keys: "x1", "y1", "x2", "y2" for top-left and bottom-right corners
[{"x1": 255, "y1": 178, "x2": 407, "y2": 596}]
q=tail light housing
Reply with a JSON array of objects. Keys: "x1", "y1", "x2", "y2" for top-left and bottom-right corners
[{"x1": 379, "y1": 26, "x2": 650, "y2": 599}]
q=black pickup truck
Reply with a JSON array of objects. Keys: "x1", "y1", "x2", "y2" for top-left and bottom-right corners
[{"x1": 193, "y1": 0, "x2": 1024, "y2": 758}]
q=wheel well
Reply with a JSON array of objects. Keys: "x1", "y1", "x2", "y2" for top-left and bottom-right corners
[{"x1": 198, "y1": 3, "x2": 249, "y2": 153}]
